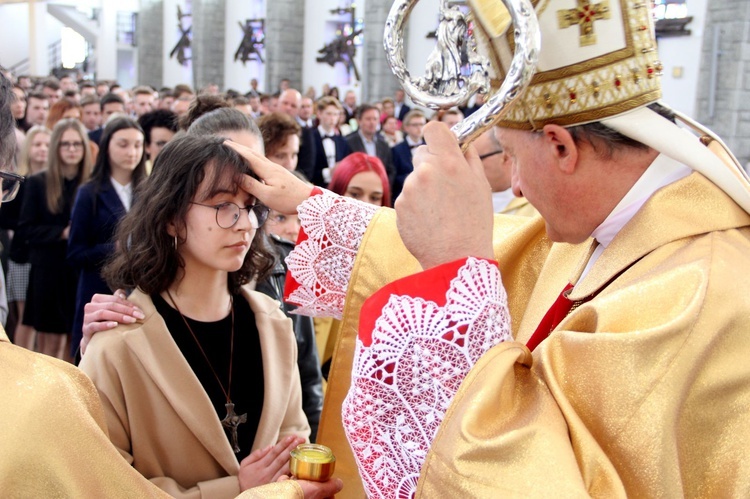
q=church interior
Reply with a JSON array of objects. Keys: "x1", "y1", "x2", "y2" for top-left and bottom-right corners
[{"x1": 0, "y1": 0, "x2": 747, "y2": 168}]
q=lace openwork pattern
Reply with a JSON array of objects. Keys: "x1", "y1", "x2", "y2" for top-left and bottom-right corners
[
  {"x1": 286, "y1": 192, "x2": 379, "y2": 319},
  {"x1": 342, "y1": 258, "x2": 512, "y2": 499}
]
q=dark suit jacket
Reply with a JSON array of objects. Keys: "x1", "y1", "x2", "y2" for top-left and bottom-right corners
[
  {"x1": 396, "y1": 103, "x2": 411, "y2": 122},
  {"x1": 67, "y1": 180, "x2": 127, "y2": 355},
  {"x1": 345, "y1": 132, "x2": 395, "y2": 191},
  {"x1": 311, "y1": 129, "x2": 350, "y2": 187},
  {"x1": 459, "y1": 104, "x2": 481, "y2": 117},
  {"x1": 392, "y1": 140, "x2": 415, "y2": 201},
  {"x1": 88, "y1": 127, "x2": 104, "y2": 146},
  {"x1": 343, "y1": 106, "x2": 356, "y2": 124},
  {"x1": 296, "y1": 126, "x2": 317, "y2": 183}
]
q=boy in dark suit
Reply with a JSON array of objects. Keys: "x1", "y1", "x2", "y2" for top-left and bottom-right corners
[
  {"x1": 311, "y1": 96, "x2": 350, "y2": 187},
  {"x1": 394, "y1": 89, "x2": 411, "y2": 122},
  {"x1": 345, "y1": 104, "x2": 395, "y2": 189},
  {"x1": 391, "y1": 109, "x2": 426, "y2": 200}
]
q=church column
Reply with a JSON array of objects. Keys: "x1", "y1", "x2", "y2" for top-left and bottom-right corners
[
  {"x1": 695, "y1": 0, "x2": 750, "y2": 168},
  {"x1": 362, "y1": 0, "x2": 403, "y2": 103},
  {"x1": 192, "y1": 0, "x2": 227, "y2": 91},
  {"x1": 137, "y1": 0, "x2": 164, "y2": 87},
  {"x1": 264, "y1": 0, "x2": 306, "y2": 93},
  {"x1": 28, "y1": 0, "x2": 49, "y2": 77},
  {"x1": 96, "y1": 1, "x2": 118, "y2": 81}
]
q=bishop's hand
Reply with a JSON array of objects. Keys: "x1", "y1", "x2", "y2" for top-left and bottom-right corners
[
  {"x1": 395, "y1": 121, "x2": 494, "y2": 269},
  {"x1": 225, "y1": 139, "x2": 313, "y2": 215}
]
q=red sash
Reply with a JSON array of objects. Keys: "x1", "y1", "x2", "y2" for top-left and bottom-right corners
[{"x1": 526, "y1": 283, "x2": 576, "y2": 352}]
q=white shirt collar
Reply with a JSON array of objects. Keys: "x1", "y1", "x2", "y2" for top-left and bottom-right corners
[
  {"x1": 579, "y1": 154, "x2": 692, "y2": 282},
  {"x1": 591, "y1": 153, "x2": 692, "y2": 248},
  {"x1": 359, "y1": 130, "x2": 375, "y2": 144},
  {"x1": 406, "y1": 136, "x2": 421, "y2": 147},
  {"x1": 492, "y1": 189, "x2": 516, "y2": 213},
  {"x1": 318, "y1": 125, "x2": 336, "y2": 137},
  {"x1": 110, "y1": 176, "x2": 133, "y2": 212}
]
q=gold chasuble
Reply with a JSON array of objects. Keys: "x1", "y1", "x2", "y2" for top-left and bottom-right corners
[
  {"x1": 499, "y1": 196, "x2": 540, "y2": 218},
  {"x1": 0, "y1": 322, "x2": 306, "y2": 498},
  {"x1": 317, "y1": 172, "x2": 750, "y2": 497},
  {"x1": 0, "y1": 327, "x2": 170, "y2": 497}
]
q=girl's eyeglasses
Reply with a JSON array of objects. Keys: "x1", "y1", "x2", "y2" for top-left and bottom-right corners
[{"x1": 189, "y1": 202, "x2": 270, "y2": 229}]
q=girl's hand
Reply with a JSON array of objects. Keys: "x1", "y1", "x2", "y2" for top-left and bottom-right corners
[
  {"x1": 238, "y1": 435, "x2": 306, "y2": 490},
  {"x1": 225, "y1": 140, "x2": 314, "y2": 214}
]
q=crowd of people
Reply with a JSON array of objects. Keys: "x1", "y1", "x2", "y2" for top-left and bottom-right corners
[
  {"x1": 1, "y1": 69, "x2": 489, "y2": 364},
  {"x1": 0, "y1": 68, "x2": 496, "y2": 496},
  {"x1": 0, "y1": 68, "x2": 349, "y2": 497},
  {"x1": 0, "y1": 56, "x2": 545, "y2": 499}
]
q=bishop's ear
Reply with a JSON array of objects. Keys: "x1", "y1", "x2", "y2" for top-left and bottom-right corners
[{"x1": 542, "y1": 124, "x2": 578, "y2": 174}]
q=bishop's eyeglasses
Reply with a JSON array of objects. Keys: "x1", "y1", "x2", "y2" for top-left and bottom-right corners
[
  {"x1": 0, "y1": 171, "x2": 24, "y2": 202},
  {"x1": 189, "y1": 202, "x2": 270, "y2": 229}
]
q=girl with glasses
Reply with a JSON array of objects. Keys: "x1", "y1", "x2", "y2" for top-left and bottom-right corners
[
  {"x1": 67, "y1": 116, "x2": 146, "y2": 359},
  {"x1": 189, "y1": 106, "x2": 319, "y2": 470},
  {"x1": 79, "y1": 129, "x2": 311, "y2": 497},
  {"x1": 19, "y1": 118, "x2": 92, "y2": 360},
  {"x1": 199, "y1": 106, "x2": 323, "y2": 444}
]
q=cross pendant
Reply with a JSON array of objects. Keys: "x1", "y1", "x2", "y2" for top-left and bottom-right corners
[{"x1": 221, "y1": 402, "x2": 247, "y2": 454}]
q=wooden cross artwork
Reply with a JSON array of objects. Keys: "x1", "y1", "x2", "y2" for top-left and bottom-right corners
[
  {"x1": 169, "y1": 5, "x2": 192, "y2": 66},
  {"x1": 557, "y1": 0, "x2": 611, "y2": 46},
  {"x1": 235, "y1": 19, "x2": 265, "y2": 65}
]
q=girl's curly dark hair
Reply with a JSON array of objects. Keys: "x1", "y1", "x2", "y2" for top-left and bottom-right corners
[{"x1": 103, "y1": 134, "x2": 275, "y2": 295}]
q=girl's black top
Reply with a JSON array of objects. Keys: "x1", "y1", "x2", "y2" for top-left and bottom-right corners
[{"x1": 152, "y1": 292, "x2": 264, "y2": 462}]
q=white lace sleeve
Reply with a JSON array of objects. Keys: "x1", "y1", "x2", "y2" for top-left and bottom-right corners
[
  {"x1": 285, "y1": 191, "x2": 379, "y2": 319},
  {"x1": 342, "y1": 257, "x2": 513, "y2": 499}
]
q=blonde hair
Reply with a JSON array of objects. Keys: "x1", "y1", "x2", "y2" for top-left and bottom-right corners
[
  {"x1": 17, "y1": 125, "x2": 52, "y2": 176},
  {"x1": 316, "y1": 96, "x2": 342, "y2": 113},
  {"x1": 46, "y1": 118, "x2": 92, "y2": 214}
]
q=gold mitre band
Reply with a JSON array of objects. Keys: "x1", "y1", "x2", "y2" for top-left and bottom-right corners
[{"x1": 470, "y1": 0, "x2": 662, "y2": 130}]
